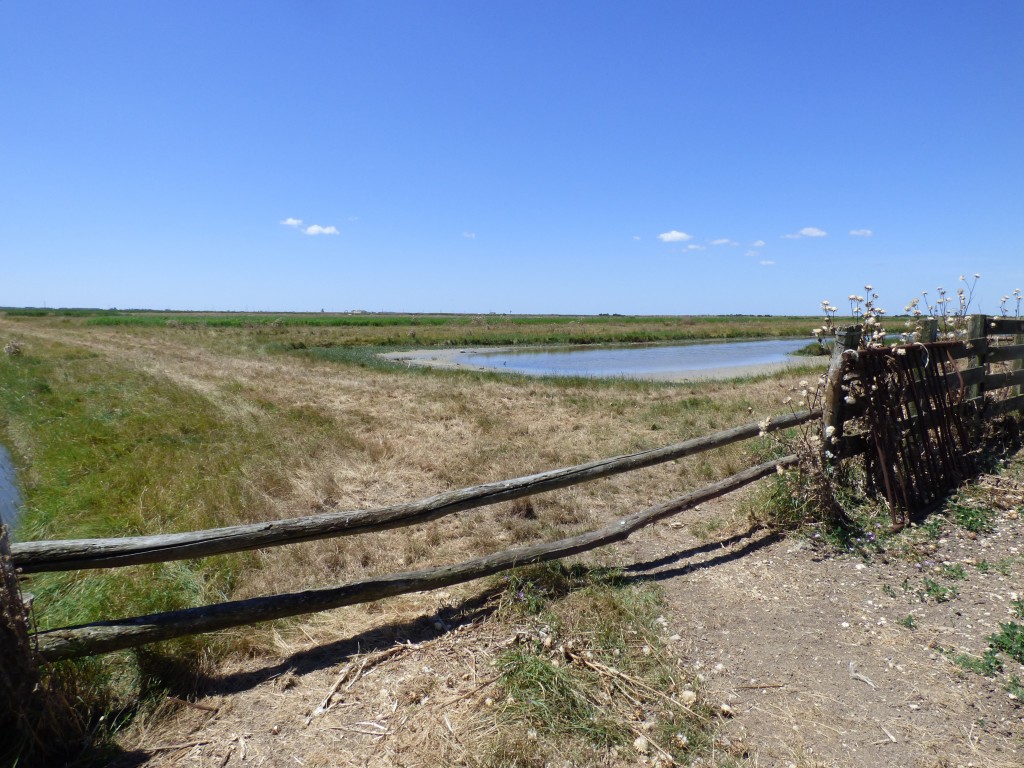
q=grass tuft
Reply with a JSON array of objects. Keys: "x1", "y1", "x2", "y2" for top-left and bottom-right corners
[{"x1": 484, "y1": 563, "x2": 715, "y2": 765}]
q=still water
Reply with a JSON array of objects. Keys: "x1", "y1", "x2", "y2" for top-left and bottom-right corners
[
  {"x1": 0, "y1": 445, "x2": 22, "y2": 531},
  {"x1": 461, "y1": 338, "x2": 812, "y2": 378}
]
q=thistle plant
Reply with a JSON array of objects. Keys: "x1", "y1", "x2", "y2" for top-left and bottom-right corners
[
  {"x1": 998, "y1": 288, "x2": 1022, "y2": 318},
  {"x1": 905, "y1": 274, "x2": 980, "y2": 341},
  {"x1": 812, "y1": 284, "x2": 888, "y2": 349},
  {"x1": 847, "y1": 285, "x2": 887, "y2": 347}
]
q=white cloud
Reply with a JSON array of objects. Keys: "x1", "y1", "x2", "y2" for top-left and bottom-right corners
[
  {"x1": 463, "y1": 231, "x2": 476, "y2": 239},
  {"x1": 783, "y1": 227, "x2": 827, "y2": 239},
  {"x1": 303, "y1": 224, "x2": 340, "y2": 236},
  {"x1": 632, "y1": 235, "x2": 641, "y2": 241},
  {"x1": 281, "y1": 217, "x2": 303, "y2": 227},
  {"x1": 685, "y1": 244, "x2": 705, "y2": 251},
  {"x1": 849, "y1": 229, "x2": 873, "y2": 237},
  {"x1": 752, "y1": 240, "x2": 766, "y2": 247},
  {"x1": 710, "y1": 238, "x2": 738, "y2": 246},
  {"x1": 760, "y1": 260, "x2": 776, "y2": 266},
  {"x1": 658, "y1": 230, "x2": 693, "y2": 243},
  {"x1": 745, "y1": 250, "x2": 759, "y2": 257}
]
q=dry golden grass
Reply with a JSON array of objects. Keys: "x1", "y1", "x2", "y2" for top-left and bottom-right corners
[{"x1": 0, "y1": 316, "x2": 822, "y2": 640}]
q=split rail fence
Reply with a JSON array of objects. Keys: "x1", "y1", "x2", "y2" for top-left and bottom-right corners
[{"x1": 1, "y1": 314, "x2": 1022, "y2": 667}]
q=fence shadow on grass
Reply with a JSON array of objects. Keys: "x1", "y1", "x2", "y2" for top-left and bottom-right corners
[
  {"x1": 194, "y1": 528, "x2": 782, "y2": 700},
  {"x1": 194, "y1": 588, "x2": 499, "y2": 698}
]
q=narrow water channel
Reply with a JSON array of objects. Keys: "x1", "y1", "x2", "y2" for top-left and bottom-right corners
[{"x1": 0, "y1": 445, "x2": 22, "y2": 532}]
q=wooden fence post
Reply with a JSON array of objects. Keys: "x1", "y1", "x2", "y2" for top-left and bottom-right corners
[
  {"x1": 1013, "y1": 327, "x2": 1024, "y2": 399},
  {"x1": 965, "y1": 314, "x2": 988, "y2": 404},
  {"x1": 822, "y1": 326, "x2": 861, "y2": 453},
  {"x1": 1, "y1": 524, "x2": 39, "y2": 750},
  {"x1": 921, "y1": 317, "x2": 939, "y2": 343}
]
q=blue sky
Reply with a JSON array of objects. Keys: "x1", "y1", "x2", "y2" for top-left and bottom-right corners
[{"x1": 2, "y1": 1, "x2": 1022, "y2": 315}]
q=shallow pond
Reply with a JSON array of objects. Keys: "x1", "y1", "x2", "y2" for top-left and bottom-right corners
[
  {"x1": 461, "y1": 337, "x2": 813, "y2": 378},
  {"x1": 0, "y1": 445, "x2": 22, "y2": 531}
]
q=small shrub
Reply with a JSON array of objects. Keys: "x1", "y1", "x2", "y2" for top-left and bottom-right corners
[
  {"x1": 1006, "y1": 676, "x2": 1024, "y2": 701},
  {"x1": 1011, "y1": 599, "x2": 1024, "y2": 620},
  {"x1": 3, "y1": 340, "x2": 22, "y2": 356},
  {"x1": 941, "y1": 564, "x2": 968, "y2": 581},
  {"x1": 922, "y1": 578, "x2": 957, "y2": 603},
  {"x1": 989, "y1": 623, "x2": 1024, "y2": 664},
  {"x1": 897, "y1": 614, "x2": 917, "y2": 630}
]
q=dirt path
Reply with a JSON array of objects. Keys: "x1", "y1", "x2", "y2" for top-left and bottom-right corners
[
  {"x1": 613, "y1": 507, "x2": 1024, "y2": 767},
  {"x1": 105, "y1": 488, "x2": 1023, "y2": 768}
]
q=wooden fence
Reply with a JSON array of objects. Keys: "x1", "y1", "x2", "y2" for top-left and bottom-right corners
[
  {"x1": 4, "y1": 411, "x2": 815, "y2": 662},
  {"x1": 2, "y1": 313, "x2": 1022, "y2": 665}
]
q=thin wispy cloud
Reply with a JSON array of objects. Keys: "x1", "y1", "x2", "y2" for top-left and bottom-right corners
[
  {"x1": 783, "y1": 227, "x2": 827, "y2": 239},
  {"x1": 709, "y1": 238, "x2": 738, "y2": 246},
  {"x1": 752, "y1": 240, "x2": 766, "y2": 247},
  {"x1": 632, "y1": 235, "x2": 641, "y2": 241},
  {"x1": 760, "y1": 260, "x2": 776, "y2": 266},
  {"x1": 849, "y1": 229, "x2": 873, "y2": 237},
  {"x1": 658, "y1": 230, "x2": 692, "y2": 243},
  {"x1": 303, "y1": 224, "x2": 340, "y2": 236},
  {"x1": 463, "y1": 231, "x2": 476, "y2": 239},
  {"x1": 745, "y1": 250, "x2": 759, "y2": 257},
  {"x1": 685, "y1": 244, "x2": 705, "y2": 251}
]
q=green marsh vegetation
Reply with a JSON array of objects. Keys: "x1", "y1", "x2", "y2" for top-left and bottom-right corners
[{"x1": 3, "y1": 307, "x2": 835, "y2": 348}]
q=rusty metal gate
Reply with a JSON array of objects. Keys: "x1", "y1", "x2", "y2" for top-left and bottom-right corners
[{"x1": 851, "y1": 342, "x2": 973, "y2": 529}]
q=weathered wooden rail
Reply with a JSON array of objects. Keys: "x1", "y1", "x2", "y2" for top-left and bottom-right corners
[
  {"x1": 7, "y1": 410, "x2": 817, "y2": 661},
  {"x1": 33, "y1": 456, "x2": 797, "y2": 661},
  {"x1": 11, "y1": 411, "x2": 815, "y2": 574}
]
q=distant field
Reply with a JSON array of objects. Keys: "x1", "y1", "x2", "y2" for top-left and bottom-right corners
[{"x1": 0, "y1": 309, "x2": 842, "y2": 348}]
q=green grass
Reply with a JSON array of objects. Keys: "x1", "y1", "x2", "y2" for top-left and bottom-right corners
[
  {"x1": 946, "y1": 648, "x2": 1004, "y2": 677},
  {"x1": 950, "y1": 502, "x2": 996, "y2": 534},
  {"x1": 0, "y1": 339, "x2": 344, "y2": 719},
  {"x1": 5, "y1": 308, "x2": 837, "y2": 349},
  {"x1": 485, "y1": 563, "x2": 715, "y2": 766}
]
